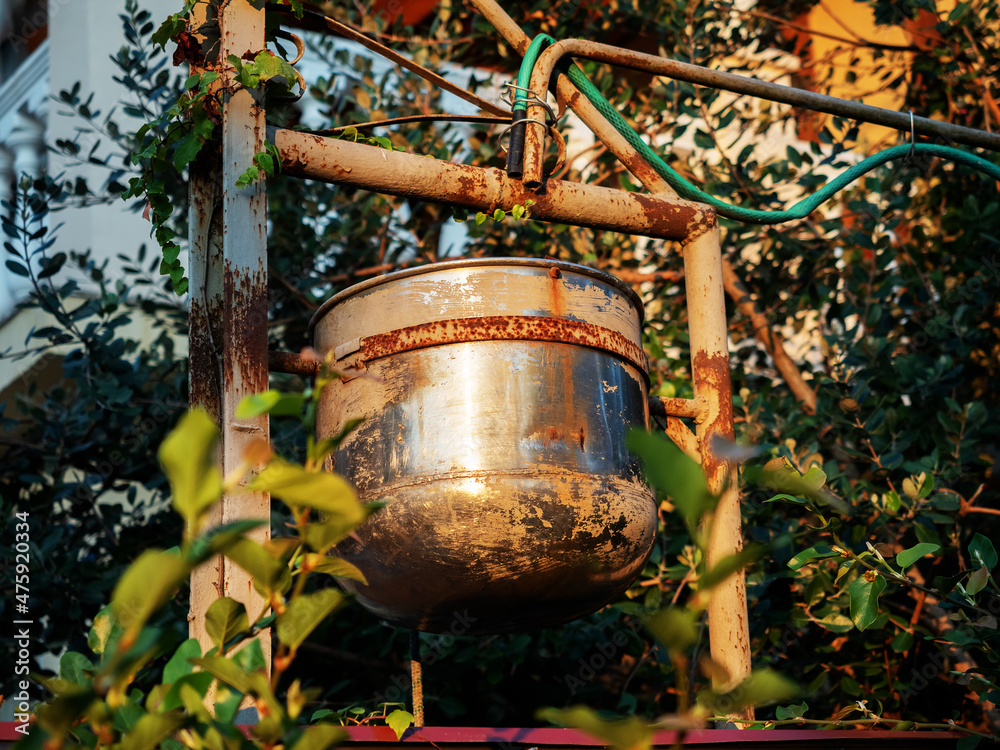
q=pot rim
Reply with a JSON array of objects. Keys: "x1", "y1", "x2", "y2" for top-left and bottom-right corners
[{"x1": 308, "y1": 257, "x2": 647, "y2": 338}]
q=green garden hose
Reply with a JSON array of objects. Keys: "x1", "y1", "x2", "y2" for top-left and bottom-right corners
[{"x1": 512, "y1": 34, "x2": 1000, "y2": 224}]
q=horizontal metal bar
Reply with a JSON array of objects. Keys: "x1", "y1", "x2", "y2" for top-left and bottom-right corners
[
  {"x1": 650, "y1": 395, "x2": 702, "y2": 420},
  {"x1": 268, "y1": 349, "x2": 319, "y2": 376},
  {"x1": 530, "y1": 38, "x2": 1000, "y2": 153},
  {"x1": 269, "y1": 126, "x2": 717, "y2": 242}
]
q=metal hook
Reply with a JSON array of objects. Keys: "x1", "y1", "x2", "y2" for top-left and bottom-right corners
[
  {"x1": 908, "y1": 109, "x2": 916, "y2": 161},
  {"x1": 500, "y1": 82, "x2": 557, "y2": 121},
  {"x1": 497, "y1": 117, "x2": 551, "y2": 155}
]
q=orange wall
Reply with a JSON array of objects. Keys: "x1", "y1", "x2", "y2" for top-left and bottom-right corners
[{"x1": 801, "y1": 0, "x2": 947, "y2": 146}]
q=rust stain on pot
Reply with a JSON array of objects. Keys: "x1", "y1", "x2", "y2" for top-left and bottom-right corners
[
  {"x1": 358, "y1": 315, "x2": 648, "y2": 375},
  {"x1": 549, "y1": 268, "x2": 566, "y2": 317}
]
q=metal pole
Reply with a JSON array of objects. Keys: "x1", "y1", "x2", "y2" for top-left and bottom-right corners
[
  {"x1": 683, "y1": 222, "x2": 752, "y2": 722},
  {"x1": 187, "y1": 0, "x2": 272, "y2": 670},
  {"x1": 271, "y1": 127, "x2": 714, "y2": 241},
  {"x1": 187, "y1": 0, "x2": 225, "y2": 662},
  {"x1": 464, "y1": 0, "x2": 679, "y2": 197},
  {"x1": 524, "y1": 38, "x2": 1000, "y2": 161}
]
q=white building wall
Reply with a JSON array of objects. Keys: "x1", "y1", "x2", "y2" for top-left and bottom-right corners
[{"x1": 0, "y1": 0, "x2": 176, "y2": 391}]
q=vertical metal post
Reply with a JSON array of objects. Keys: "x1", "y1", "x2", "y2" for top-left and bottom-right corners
[
  {"x1": 219, "y1": 0, "x2": 271, "y2": 660},
  {"x1": 683, "y1": 223, "x2": 752, "y2": 722},
  {"x1": 187, "y1": 1, "x2": 224, "y2": 659},
  {"x1": 188, "y1": 0, "x2": 271, "y2": 668}
]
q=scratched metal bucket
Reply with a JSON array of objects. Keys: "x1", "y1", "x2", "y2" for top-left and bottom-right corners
[{"x1": 310, "y1": 258, "x2": 656, "y2": 633}]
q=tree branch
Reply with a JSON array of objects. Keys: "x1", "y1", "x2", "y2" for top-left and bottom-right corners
[{"x1": 721, "y1": 260, "x2": 818, "y2": 413}]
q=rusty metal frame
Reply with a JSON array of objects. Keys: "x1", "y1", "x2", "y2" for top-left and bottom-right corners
[
  {"x1": 268, "y1": 127, "x2": 715, "y2": 241},
  {"x1": 520, "y1": 38, "x2": 1000, "y2": 189},
  {"x1": 262, "y1": 129, "x2": 748, "y2": 713},
  {"x1": 192, "y1": 0, "x2": 770, "y2": 723}
]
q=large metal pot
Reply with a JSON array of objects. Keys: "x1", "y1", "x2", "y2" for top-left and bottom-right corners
[{"x1": 310, "y1": 258, "x2": 656, "y2": 633}]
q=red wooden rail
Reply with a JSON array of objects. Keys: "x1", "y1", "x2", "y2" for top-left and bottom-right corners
[{"x1": 0, "y1": 723, "x2": 963, "y2": 749}]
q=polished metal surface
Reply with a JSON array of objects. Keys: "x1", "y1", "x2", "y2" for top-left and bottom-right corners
[{"x1": 312, "y1": 258, "x2": 657, "y2": 633}]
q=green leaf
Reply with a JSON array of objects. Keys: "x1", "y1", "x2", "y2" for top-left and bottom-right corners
[
  {"x1": 537, "y1": 706, "x2": 653, "y2": 750},
  {"x1": 787, "y1": 544, "x2": 838, "y2": 570},
  {"x1": 88, "y1": 604, "x2": 123, "y2": 655},
  {"x1": 205, "y1": 597, "x2": 250, "y2": 654},
  {"x1": 163, "y1": 638, "x2": 201, "y2": 684},
  {"x1": 626, "y1": 429, "x2": 716, "y2": 532},
  {"x1": 59, "y1": 652, "x2": 94, "y2": 687},
  {"x1": 248, "y1": 459, "x2": 364, "y2": 523},
  {"x1": 758, "y1": 460, "x2": 850, "y2": 515},
  {"x1": 189, "y1": 656, "x2": 251, "y2": 693},
  {"x1": 386, "y1": 709, "x2": 415, "y2": 738},
  {"x1": 493, "y1": 208, "x2": 505, "y2": 221},
  {"x1": 236, "y1": 164, "x2": 260, "y2": 188},
  {"x1": 969, "y1": 534, "x2": 998, "y2": 570},
  {"x1": 225, "y1": 538, "x2": 292, "y2": 596},
  {"x1": 944, "y1": 629, "x2": 979, "y2": 646},
  {"x1": 699, "y1": 544, "x2": 763, "y2": 590},
  {"x1": 308, "y1": 555, "x2": 368, "y2": 584},
  {"x1": 35, "y1": 688, "x2": 99, "y2": 737},
  {"x1": 6, "y1": 260, "x2": 29, "y2": 277},
  {"x1": 697, "y1": 669, "x2": 800, "y2": 714},
  {"x1": 890, "y1": 629, "x2": 914, "y2": 652},
  {"x1": 642, "y1": 607, "x2": 700, "y2": 653},
  {"x1": 159, "y1": 410, "x2": 222, "y2": 531},
  {"x1": 815, "y1": 611, "x2": 854, "y2": 632},
  {"x1": 119, "y1": 713, "x2": 185, "y2": 750},
  {"x1": 512, "y1": 204, "x2": 525, "y2": 220},
  {"x1": 848, "y1": 574, "x2": 886, "y2": 631},
  {"x1": 187, "y1": 519, "x2": 267, "y2": 564},
  {"x1": 254, "y1": 151, "x2": 275, "y2": 175},
  {"x1": 475, "y1": 212, "x2": 487, "y2": 225},
  {"x1": 289, "y1": 725, "x2": 348, "y2": 750},
  {"x1": 276, "y1": 588, "x2": 346, "y2": 653},
  {"x1": 896, "y1": 542, "x2": 941, "y2": 568},
  {"x1": 160, "y1": 672, "x2": 214, "y2": 712},
  {"x1": 237, "y1": 391, "x2": 304, "y2": 418},
  {"x1": 214, "y1": 684, "x2": 245, "y2": 724},
  {"x1": 774, "y1": 702, "x2": 808, "y2": 720},
  {"x1": 111, "y1": 549, "x2": 191, "y2": 636},
  {"x1": 233, "y1": 638, "x2": 268, "y2": 673},
  {"x1": 251, "y1": 50, "x2": 299, "y2": 92},
  {"x1": 967, "y1": 566, "x2": 989, "y2": 595},
  {"x1": 303, "y1": 514, "x2": 367, "y2": 554},
  {"x1": 172, "y1": 132, "x2": 205, "y2": 172}
]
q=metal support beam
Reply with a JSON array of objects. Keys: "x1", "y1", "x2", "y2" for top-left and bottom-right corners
[
  {"x1": 187, "y1": 0, "x2": 225, "y2": 663},
  {"x1": 522, "y1": 37, "x2": 1000, "y2": 175},
  {"x1": 270, "y1": 127, "x2": 714, "y2": 242},
  {"x1": 683, "y1": 224, "x2": 752, "y2": 722},
  {"x1": 188, "y1": 0, "x2": 271, "y2": 669}
]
